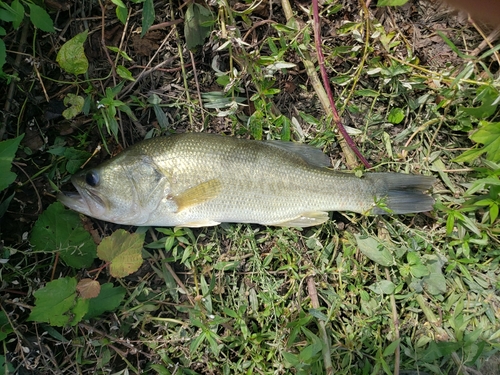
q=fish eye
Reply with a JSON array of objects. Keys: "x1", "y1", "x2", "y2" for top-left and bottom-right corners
[{"x1": 85, "y1": 171, "x2": 100, "y2": 187}]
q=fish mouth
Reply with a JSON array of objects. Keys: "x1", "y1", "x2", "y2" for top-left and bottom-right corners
[{"x1": 58, "y1": 190, "x2": 92, "y2": 215}]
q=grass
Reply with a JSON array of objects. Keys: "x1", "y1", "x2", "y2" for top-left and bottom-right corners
[{"x1": 1, "y1": 0, "x2": 500, "y2": 374}]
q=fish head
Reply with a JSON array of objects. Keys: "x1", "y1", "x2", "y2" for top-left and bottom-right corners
[{"x1": 58, "y1": 154, "x2": 170, "y2": 225}]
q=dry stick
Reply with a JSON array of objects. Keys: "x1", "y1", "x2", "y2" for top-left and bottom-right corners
[
  {"x1": 306, "y1": 276, "x2": 333, "y2": 375},
  {"x1": 311, "y1": 0, "x2": 371, "y2": 169},
  {"x1": 384, "y1": 268, "x2": 400, "y2": 375},
  {"x1": 12, "y1": 161, "x2": 43, "y2": 213},
  {"x1": 190, "y1": 50, "x2": 205, "y2": 124},
  {"x1": 171, "y1": 0, "x2": 194, "y2": 127},
  {"x1": 470, "y1": 22, "x2": 500, "y2": 63},
  {"x1": 280, "y1": 0, "x2": 367, "y2": 169}
]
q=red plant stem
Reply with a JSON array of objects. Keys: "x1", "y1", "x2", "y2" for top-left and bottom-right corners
[{"x1": 312, "y1": 0, "x2": 372, "y2": 169}]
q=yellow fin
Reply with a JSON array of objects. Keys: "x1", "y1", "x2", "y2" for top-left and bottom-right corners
[
  {"x1": 270, "y1": 211, "x2": 329, "y2": 228},
  {"x1": 172, "y1": 179, "x2": 222, "y2": 212}
]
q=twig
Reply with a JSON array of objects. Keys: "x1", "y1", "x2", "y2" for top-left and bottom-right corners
[
  {"x1": 311, "y1": 0, "x2": 371, "y2": 168},
  {"x1": 190, "y1": 50, "x2": 205, "y2": 124},
  {"x1": 119, "y1": 29, "x2": 177, "y2": 99},
  {"x1": 242, "y1": 19, "x2": 277, "y2": 42},
  {"x1": 385, "y1": 268, "x2": 400, "y2": 375},
  {"x1": 470, "y1": 23, "x2": 500, "y2": 63},
  {"x1": 281, "y1": 0, "x2": 369, "y2": 169},
  {"x1": 171, "y1": 0, "x2": 194, "y2": 127},
  {"x1": 12, "y1": 161, "x2": 43, "y2": 214}
]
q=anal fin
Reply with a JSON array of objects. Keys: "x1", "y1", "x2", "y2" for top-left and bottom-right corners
[
  {"x1": 177, "y1": 219, "x2": 221, "y2": 228},
  {"x1": 269, "y1": 211, "x2": 329, "y2": 228}
]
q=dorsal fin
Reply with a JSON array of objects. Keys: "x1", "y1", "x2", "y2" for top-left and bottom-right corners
[{"x1": 264, "y1": 140, "x2": 331, "y2": 168}]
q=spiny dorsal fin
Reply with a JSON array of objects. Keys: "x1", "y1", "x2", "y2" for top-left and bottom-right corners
[{"x1": 264, "y1": 140, "x2": 331, "y2": 168}]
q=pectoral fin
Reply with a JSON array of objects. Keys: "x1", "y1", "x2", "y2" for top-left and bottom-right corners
[
  {"x1": 171, "y1": 179, "x2": 222, "y2": 213},
  {"x1": 269, "y1": 211, "x2": 330, "y2": 228}
]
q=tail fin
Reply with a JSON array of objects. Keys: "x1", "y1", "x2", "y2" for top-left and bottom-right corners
[{"x1": 366, "y1": 173, "x2": 436, "y2": 215}]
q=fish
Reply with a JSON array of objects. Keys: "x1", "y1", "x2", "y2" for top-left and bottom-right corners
[{"x1": 58, "y1": 132, "x2": 435, "y2": 228}]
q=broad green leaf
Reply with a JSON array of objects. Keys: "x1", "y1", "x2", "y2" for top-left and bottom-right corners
[
  {"x1": 369, "y1": 280, "x2": 396, "y2": 295},
  {"x1": 116, "y1": 65, "x2": 135, "y2": 81},
  {"x1": 116, "y1": 5, "x2": 128, "y2": 24},
  {"x1": 460, "y1": 86, "x2": 498, "y2": 119},
  {"x1": 70, "y1": 297, "x2": 89, "y2": 325},
  {"x1": 422, "y1": 254, "x2": 447, "y2": 295},
  {"x1": 110, "y1": 0, "x2": 127, "y2": 9},
  {"x1": 383, "y1": 339, "x2": 401, "y2": 357},
  {"x1": 0, "y1": 38, "x2": 6, "y2": 73},
  {"x1": 84, "y1": 283, "x2": 126, "y2": 319},
  {"x1": 0, "y1": 134, "x2": 24, "y2": 191},
  {"x1": 107, "y1": 46, "x2": 133, "y2": 61},
  {"x1": 110, "y1": 0, "x2": 127, "y2": 23},
  {"x1": 0, "y1": 355, "x2": 15, "y2": 374},
  {"x1": 355, "y1": 234, "x2": 395, "y2": 266},
  {"x1": 63, "y1": 147, "x2": 91, "y2": 174},
  {"x1": 148, "y1": 94, "x2": 169, "y2": 129},
  {"x1": 184, "y1": 3, "x2": 214, "y2": 50},
  {"x1": 27, "y1": 3, "x2": 55, "y2": 32},
  {"x1": 28, "y1": 277, "x2": 81, "y2": 326},
  {"x1": 97, "y1": 229, "x2": 144, "y2": 277},
  {"x1": 0, "y1": 311, "x2": 13, "y2": 341},
  {"x1": 0, "y1": 3, "x2": 16, "y2": 22},
  {"x1": 8, "y1": 0, "x2": 25, "y2": 29},
  {"x1": 141, "y1": 0, "x2": 155, "y2": 37},
  {"x1": 411, "y1": 263, "x2": 430, "y2": 278},
  {"x1": 56, "y1": 30, "x2": 89, "y2": 75},
  {"x1": 30, "y1": 202, "x2": 97, "y2": 268},
  {"x1": 0, "y1": 192, "x2": 14, "y2": 219},
  {"x1": 388, "y1": 107, "x2": 405, "y2": 124},
  {"x1": 355, "y1": 89, "x2": 379, "y2": 97},
  {"x1": 467, "y1": 121, "x2": 500, "y2": 162},
  {"x1": 62, "y1": 93, "x2": 85, "y2": 119}
]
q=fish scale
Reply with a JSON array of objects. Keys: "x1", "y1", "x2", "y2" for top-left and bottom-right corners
[{"x1": 59, "y1": 133, "x2": 436, "y2": 227}]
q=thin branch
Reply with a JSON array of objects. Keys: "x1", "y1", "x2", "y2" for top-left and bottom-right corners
[{"x1": 312, "y1": 0, "x2": 371, "y2": 168}]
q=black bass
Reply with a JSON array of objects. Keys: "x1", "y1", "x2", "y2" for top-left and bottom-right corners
[{"x1": 58, "y1": 133, "x2": 435, "y2": 227}]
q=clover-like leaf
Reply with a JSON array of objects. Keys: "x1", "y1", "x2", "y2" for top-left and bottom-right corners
[
  {"x1": 62, "y1": 93, "x2": 85, "y2": 119},
  {"x1": 97, "y1": 229, "x2": 144, "y2": 277}
]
